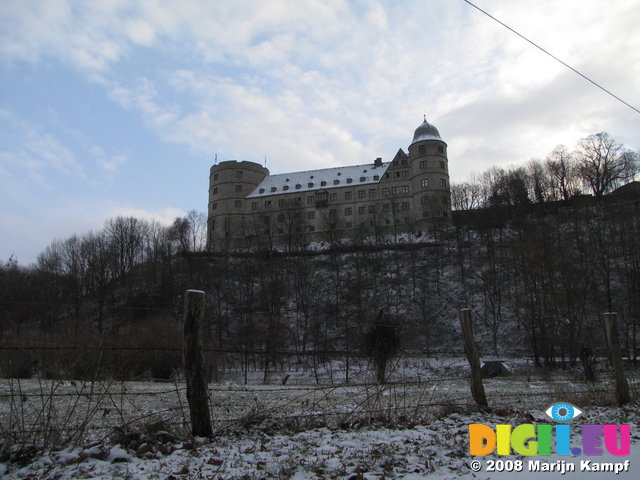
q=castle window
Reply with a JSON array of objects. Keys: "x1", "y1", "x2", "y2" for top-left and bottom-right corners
[
  {"x1": 213, "y1": 173, "x2": 219, "y2": 180},
  {"x1": 438, "y1": 145, "x2": 444, "y2": 153},
  {"x1": 358, "y1": 206, "x2": 366, "y2": 214},
  {"x1": 212, "y1": 203, "x2": 217, "y2": 210},
  {"x1": 283, "y1": 185, "x2": 289, "y2": 191},
  {"x1": 402, "y1": 202, "x2": 410, "y2": 210},
  {"x1": 421, "y1": 196, "x2": 428, "y2": 205},
  {"x1": 401, "y1": 185, "x2": 409, "y2": 194},
  {"x1": 421, "y1": 179, "x2": 429, "y2": 188},
  {"x1": 391, "y1": 186, "x2": 398, "y2": 195},
  {"x1": 368, "y1": 205, "x2": 376, "y2": 213},
  {"x1": 345, "y1": 207, "x2": 353, "y2": 216},
  {"x1": 382, "y1": 187, "x2": 389, "y2": 196},
  {"x1": 359, "y1": 176, "x2": 366, "y2": 182},
  {"x1": 235, "y1": 170, "x2": 243, "y2": 178},
  {"x1": 308, "y1": 182, "x2": 314, "y2": 188},
  {"x1": 395, "y1": 172, "x2": 401, "y2": 178},
  {"x1": 420, "y1": 161, "x2": 427, "y2": 170},
  {"x1": 373, "y1": 175, "x2": 379, "y2": 181},
  {"x1": 315, "y1": 191, "x2": 328, "y2": 206},
  {"x1": 418, "y1": 145, "x2": 425, "y2": 154},
  {"x1": 401, "y1": 159, "x2": 408, "y2": 165},
  {"x1": 279, "y1": 199, "x2": 286, "y2": 207},
  {"x1": 308, "y1": 211, "x2": 315, "y2": 220},
  {"x1": 440, "y1": 178, "x2": 447, "y2": 187},
  {"x1": 333, "y1": 179, "x2": 340, "y2": 185},
  {"x1": 307, "y1": 196, "x2": 314, "y2": 204},
  {"x1": 369, "y1": 189, "x2": 376, "y2": 198},
  {"x1": 252, "y1": 202, "x2": 259, "y2": 210},
  {"x1": 330, "y1": 193, "x2": 337, "y2": 201},
  {"x1": 329, "y1": 209, "x2": 337, "y2": 217},
  {"x1": 265, "y1": 201, "x2": 272, "y2": 208},
  {"x1": 345, "y1": 191, "x2": 352, "y2": 200},
  {"x1": 440, "y1": 160, "x2": 445, "y2": 169},
  {"x1": 358, "y1": 190, "x2": 366, "y2": 199},
  {"x1": 271, "y1": 187, "x2": 277, "y2": 192},
  {"x1": 235, "y1": 185, "x2": 243, "y2": 192},
  {"x1": 347, "y1": 178, "x2": 353, "y2": 184},
  {"x1": 295, "y1": 184, "x2": 301, "y2": 189},
  {"x1": 234, "y1": 200, "x2": 242, "y2": 208},
  {"x1": 213, "y1": 187, "x2": 218, "y2": 194},
  {"x1": 321, "y1": 181, "x2": 327, "y2": 186},
  {"x1": 346, "y1": 221, "x2": 352, "y2": 229}
]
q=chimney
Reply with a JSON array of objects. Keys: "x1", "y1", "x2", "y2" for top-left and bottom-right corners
[{"x1": 374, "y1": 157, "x2": 382, "y2": 167}]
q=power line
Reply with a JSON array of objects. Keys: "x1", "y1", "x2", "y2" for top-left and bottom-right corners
[{"x1": 462, "y1": 0, "x2": 640, "y2": 116}]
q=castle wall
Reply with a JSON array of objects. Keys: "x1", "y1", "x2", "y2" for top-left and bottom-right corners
[{"x1": 207, "y1": 130, "x2": 451, "y2": 251}]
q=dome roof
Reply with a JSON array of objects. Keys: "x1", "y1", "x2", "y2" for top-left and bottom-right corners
[{"x1": 411, "y1": 117, "x2": 442, "y2": 144}]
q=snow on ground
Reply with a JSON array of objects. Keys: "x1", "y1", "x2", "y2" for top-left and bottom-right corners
[
  {"x1": 2, "y1": 366, "x2": 638, "y2": 479},
  {"x1": 2, "y1": 400, "x2": 639, "y2": 479}
]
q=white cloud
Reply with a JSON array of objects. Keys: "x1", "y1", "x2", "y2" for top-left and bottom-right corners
[
  {"x1": 1, "y1": 0, "x2": 638, "y2": 181},
  {"x1": 0, "y1": 111, "x2": 85, "y2": 185},
  {"x1": 106, "y1": 205, "x2": 185, "y2": 226}
]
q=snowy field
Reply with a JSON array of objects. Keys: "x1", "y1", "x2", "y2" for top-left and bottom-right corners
[{"x1": 1, "y1": 363, "x2": 639, "y2": 479}]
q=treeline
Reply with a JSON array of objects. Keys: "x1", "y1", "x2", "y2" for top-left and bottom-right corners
[
  {"x1": 0, "y1": 211, "x2": 209, "y2": 377},
  {"x1": 451, "y1": 132, "x2": 639, "y2": 210},
  {"x1": 1, "y1": 131, "x2": 639, "y2": 381},
  {"x1": 2, "y1": 195, "x2": 639, "y2": 381}
]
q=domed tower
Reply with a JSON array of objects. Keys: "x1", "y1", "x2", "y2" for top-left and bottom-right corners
[
  {"x1": 207, "y1": 160, "x2": 269, "y2": 250},
  {"x1": 408, "y1": 116, "x2": 451, "y2": 223}
]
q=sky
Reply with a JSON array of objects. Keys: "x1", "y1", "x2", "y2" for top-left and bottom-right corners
[{"x1": 1, "y1": 0, "x2": 639, "y2": 266}]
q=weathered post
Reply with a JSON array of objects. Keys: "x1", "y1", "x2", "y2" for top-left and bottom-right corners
[
  {"x1": 603, "y1": 312, "x2": 631, "y2": 406},
  {"x1": 183, "y1": 290, "x2": 213, "y2": 437},
  {"x1": 459, "y1": 309, "x2": 488, "y2": 408}
]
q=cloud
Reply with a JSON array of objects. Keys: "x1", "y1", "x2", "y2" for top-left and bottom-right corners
[
  {"x1": 0, "y1": 110, "x2": 85, "y2": 186},
  {"x1": 91, "y1": 147, "x2": 128, "y2": 174},
  {"x1": 1, "y1": 0, "x2": 638, "y2": 182},
  {"x1": 106, "y1": 205, "x2": 186, "y2": 226}
]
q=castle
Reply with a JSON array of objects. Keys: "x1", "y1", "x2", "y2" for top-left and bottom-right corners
[{"x1": 207, "y1": 118, "x2": 451, "y2": 250}]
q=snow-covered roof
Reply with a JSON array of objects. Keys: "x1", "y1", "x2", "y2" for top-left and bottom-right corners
[{"x1": 247, "y1": 161, "x2": 391, "y2": 198}]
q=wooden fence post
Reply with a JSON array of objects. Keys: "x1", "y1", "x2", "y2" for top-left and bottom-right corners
[
  {"x1": 603, "y1": 312, "x2": 631, "y2": 406},
  {"x1": 183, "y1": 290, "x2": 213, "y2": 437},
  {"x1": 459, "y1": 309, "x2": 488, "y2": 408}
]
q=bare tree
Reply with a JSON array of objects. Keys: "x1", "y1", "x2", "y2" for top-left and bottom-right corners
[
  {"x1": 575, "y1": 132, "x2": 639, "y2": 197},
  {"x1": 451, "y1": 180, "x2": 483, "y2": 210},
  {"x1": 526, "y1": 159, "x2": 551, "y2": 203},
  {"x1": 545, "y1": 145, "x2": 580, "y2": 201}
]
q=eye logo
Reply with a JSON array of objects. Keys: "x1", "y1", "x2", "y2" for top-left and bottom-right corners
[{"x1": 545, "y1": 402, "x2": 583, "y2": 422}]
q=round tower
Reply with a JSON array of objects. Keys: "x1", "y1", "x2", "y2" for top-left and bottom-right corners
[
  {"x1": 408, "y1": 117, "x2": 451, "y2": 223},
  {"x1": 207, "y1": 160, "x2": 269, "y2": 250}
]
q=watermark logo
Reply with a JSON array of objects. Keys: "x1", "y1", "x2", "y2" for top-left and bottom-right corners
[
  {"x1": 545, "y1": 402, "x2": 582, "y2": 422},
  {"x1": 468, "y1": 403, "x2": 630, "y2": 457},
  {"x1": 467, "y1": 403, "x2": 632, "y2": 475}
]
